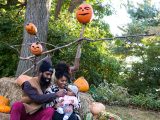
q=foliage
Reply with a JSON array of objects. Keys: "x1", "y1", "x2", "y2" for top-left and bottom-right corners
[
  {"x1": 90, "y1": 81, "x2": 160, "y2": 110},
  {"x1": 131, "y1": 93, "x2": 160, "y2": 111},
  {"x1": 0, "y1": 8, "x2": 24, "y2": 77},
  {"x1": 120, "y1": 0, "x2": 160, "y2": 40},
  {"x1": 112, "y1": 0, "x2": 160, "y2": 97},
  {"x1": 123, "y1": 37, "x2": 160, "y2": 95},
  {"x1": 47, "y1": 8, "x2": 121, "y2": 85},
  {"x1": 127, "y1": 0, "x2": 160, "y2": 26},
  {"x1": 0, "y1": 0, "x2": 119, "y2": 87},
  {"x1": 89, "y1": 82, "x2": 130, "y2": 106}
]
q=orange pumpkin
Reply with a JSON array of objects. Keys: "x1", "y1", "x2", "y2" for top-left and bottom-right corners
[
  {"x1": 30, "y1": 42, "x2": 43, "y2": 56},
  {"x1": 0, "y1": 105, "x2": 11, "y2": 113},
  {"x1": 25, "y1": 23, "x2": 37, "y2": 35},
  {"x1": 73, "y1": 77, "x2": 89, "y2": 92},
  {"x1": 0, "y1": 96, "x2": 9, "y2": 106},
  {"x1": 89, "y1": 102, "x2": 105, "y2": 116},
  {"x1": 76, "y1": 3, "x2": 93, "y2": 24}
]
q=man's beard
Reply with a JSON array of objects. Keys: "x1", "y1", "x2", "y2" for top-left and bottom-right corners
[{"x1": 40, "y1": 75, "x2": 51, "y2": 87}]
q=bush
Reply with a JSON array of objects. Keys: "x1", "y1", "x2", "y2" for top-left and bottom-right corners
[
  {"x1": 90, "y1": 81, "x2": 130, "y2": 106},
  {"x1": 131, "y1": 93, "x2": 160, "y2": 110},
  {"x1": 90, "y1": 81, "x2": 160, "y2": 110}
]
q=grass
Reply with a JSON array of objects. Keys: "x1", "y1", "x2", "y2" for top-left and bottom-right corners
[{"x1": 105, "y1": 105, "x2": 160, "y2": 120}]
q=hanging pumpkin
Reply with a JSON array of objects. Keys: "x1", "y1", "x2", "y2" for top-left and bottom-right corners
[
  {"x1": 0, "y1": 96, "x2": 9, "y2": 106},
  {"x1": 30, "y1": 42, "x2": 43, "y2": 56},
  {"x1": 0, "y1": 105, "x2": 11, "y2": 113},
  {"x1": 89, "y1": 102, "x2": 105, "y2": 116},
  {"x1": 76, "y1": 3, "x2": 93, "y2": 24},
  {"x1": 25, "y1": 23, "x2": 37, "y2": 35},
  {"x1": 73, "y1": 77, "x2": 89, "y2": 92}
]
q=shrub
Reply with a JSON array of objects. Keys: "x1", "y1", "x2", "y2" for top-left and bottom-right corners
[
  {"x1": 131, "y1": 93, "x2": 160, "y2": 110},
  {"x1": 89, "y1": 81, "x2": 130, "y2": 106}
]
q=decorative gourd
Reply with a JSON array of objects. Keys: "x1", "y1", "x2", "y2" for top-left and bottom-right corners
[
  {"x1": 0, "y1": 105, "x2": 11, "y2": 113},
  {"x1": 0, "y1": 96, "x2": 9, "y2": 106},
  {"x1": 76, "y1": 3, "x2": 93, "y2": 24},
  {"x1": 73, "y1": 77, "x2": 89, "y2": 92},
  {"x1": 30, "y1": 42, "x2": 43, "y2": 56},
  {"x1": 89, "y1": 102, "x2": 105, "y2": 116},
  {"x1": 25, "y1": 23, "x2": 37, "y2": 35}
]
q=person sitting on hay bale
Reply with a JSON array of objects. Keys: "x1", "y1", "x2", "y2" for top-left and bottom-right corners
[
  {"x1": 45, "y1": 62, "x2": 81, "y2": 120},
  {"x1": 10, "y1": 60, "x2": 66, "y2": 120}
]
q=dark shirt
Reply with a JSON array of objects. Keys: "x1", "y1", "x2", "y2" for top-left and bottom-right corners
[{"x1": 22, "y1": 81, "x2": 57, "y2": 104}]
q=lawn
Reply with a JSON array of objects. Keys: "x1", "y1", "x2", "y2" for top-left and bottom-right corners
[{"x1": 106, "y1": 105, "x2": 160, "y2": 120}]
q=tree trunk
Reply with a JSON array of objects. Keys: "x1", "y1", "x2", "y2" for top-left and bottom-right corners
[
  {"x1": 68, "y1": 0, "x2": 84, "y2": 13},
  {"x1": 16, "y1": 0, "x2": 52, "y2": 77},
  {"x1": 54, "y1": 0, "x2": 63, "y2": 19}
]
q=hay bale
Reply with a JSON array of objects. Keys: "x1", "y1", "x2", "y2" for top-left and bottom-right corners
[
  {"x1": 0, "y1": 113, "x2": 10, "y2": 120},
  {"x1": 0, "y1": 77, "x2": 22, "y2": 105},
  {"x1": 79, "y1": 92, "x2": 95, "y2": 119}
]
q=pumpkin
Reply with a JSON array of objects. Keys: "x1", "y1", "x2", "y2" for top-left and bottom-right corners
[
  {"x1": 0, "y1": 105, "x2": 11, "y2": 113},
  {"x1": 73, "y1": 77, "x2": 89, "y2": 92},
  {"x1": 76, "y1": 3, "x2": 93, "y2": 24},
  {"x1": 25, "y1": 23, "x2": 37, "y2": 35},
  {"x1": 30, "y1": 42, "x2": 43, "y2": 56},
  {"x1": 0, "y1": 96, "x2": 9, "y2": 106},
  {"x1": 89, "y1": 102, "x2": 105, "y2": 116}
]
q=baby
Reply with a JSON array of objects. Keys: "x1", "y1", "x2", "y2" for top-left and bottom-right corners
[
  {"x1": 45, "y1": 84, "x2": 80, "y2": 120},
  {"x1": 56, "y1": 85, "x2": 79, "y2": 120}
]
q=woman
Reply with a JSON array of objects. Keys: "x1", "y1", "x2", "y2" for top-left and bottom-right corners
[
  {"x1": 10, "y1": 60, "x2": 66, "y2": 120},
  {"x1": 45, "y1": 62, "x2": 81, "y2": 120}
]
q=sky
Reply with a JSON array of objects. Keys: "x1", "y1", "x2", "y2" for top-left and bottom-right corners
[{"x1": 104, "y1": 0, "x2": 160, "y2": 36}]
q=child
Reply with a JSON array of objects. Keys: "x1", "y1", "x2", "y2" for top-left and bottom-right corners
[
  {"x1": 45, "y1": 84, "x2": 80, "y2": 120},
  {"x1": 56, "y1": 85, "x2": 79, "y2": 120}
]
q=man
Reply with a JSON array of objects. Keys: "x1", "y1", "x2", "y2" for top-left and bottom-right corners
[{"x1": 10, "y1": 60, "x2": 66, "y2": 120}]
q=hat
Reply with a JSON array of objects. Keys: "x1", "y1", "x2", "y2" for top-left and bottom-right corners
[
  {"x1": 39, "y1": 60, "x2": 53, "y2": 73},
  {"x1": 68, "y1": 85, "x2": 79, "y2": 96}
]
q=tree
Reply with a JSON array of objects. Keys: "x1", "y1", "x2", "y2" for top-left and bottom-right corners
[
  {"x1": 123, "y1": 0, "x2": 160, "y2": 35},
  {"x1": 16, "y1": 0, "x2": 52, "y2": 76}
]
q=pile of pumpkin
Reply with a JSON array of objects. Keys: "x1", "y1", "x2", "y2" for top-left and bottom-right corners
[{"x1": 0, "y1": 96, "x2": 11, "y2": 113}]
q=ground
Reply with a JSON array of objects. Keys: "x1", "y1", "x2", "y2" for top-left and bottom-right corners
[{"x1": 106, "y1": 105, "x2": 160, "y2": 120}]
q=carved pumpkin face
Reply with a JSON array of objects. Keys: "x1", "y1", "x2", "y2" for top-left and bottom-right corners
[
  {"x1": 73, "y1": 76, "x2": 89, "y2": 92},
  {"x1": 30, "y1": 42, "x2": 43, "y2": 56},
  {"x1": 76, "y1": 3, "x2": 93, "y2": 24},
  {"x1": 25, "y1": 23, "x2": 37, "y2": 35}
]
